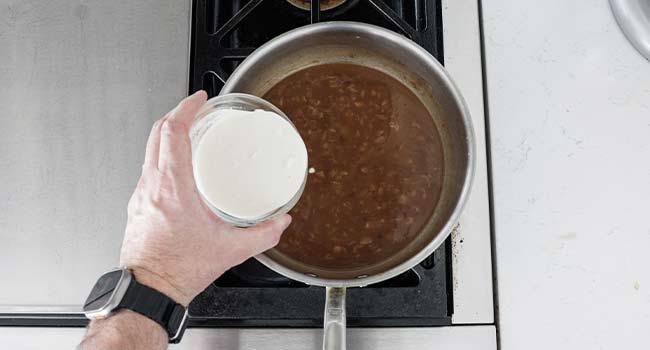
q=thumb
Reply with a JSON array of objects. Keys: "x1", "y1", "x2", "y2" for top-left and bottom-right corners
[{"x1": 232, "y1": 215, "x2": 292, "y2": 258}]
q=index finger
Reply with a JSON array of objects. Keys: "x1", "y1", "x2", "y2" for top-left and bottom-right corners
[
  {"x1": 158, "y1": 91, "x2": 208, "y2": 174},
  {"x1": 167, "y1": 90, "x2": 208, "y2": 126}
]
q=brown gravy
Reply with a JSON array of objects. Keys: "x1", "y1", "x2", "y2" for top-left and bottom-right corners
[{"x1": 263, "y1": 63, "x2": 444, "y2": 269}]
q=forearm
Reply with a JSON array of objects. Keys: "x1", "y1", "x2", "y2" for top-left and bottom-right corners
[{"x1": 79, "y1": 309, "x2": 167, "y2": 350}]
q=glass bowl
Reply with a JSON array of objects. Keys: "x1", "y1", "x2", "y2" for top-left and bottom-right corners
[{"x1": 189, "y1": 93, "x2": 307, "y2": 227}]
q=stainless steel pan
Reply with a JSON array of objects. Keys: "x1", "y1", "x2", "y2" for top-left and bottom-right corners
[{"x1": 221, "y1": 22, "x2": 475, "y2": 350}]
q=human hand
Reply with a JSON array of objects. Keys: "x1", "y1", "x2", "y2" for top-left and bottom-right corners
[{"x1": 120, "y1": 91, "x2": 292, "y2": 306}]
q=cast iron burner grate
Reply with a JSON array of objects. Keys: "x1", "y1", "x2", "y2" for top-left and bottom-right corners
[{"x1": 188, "y1": 0, "x2": 452, "y2": 327}]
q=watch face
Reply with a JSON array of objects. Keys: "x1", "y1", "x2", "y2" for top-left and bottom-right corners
[{"x1": 83, "y1": 269, "x2": 125, "y2": 314}]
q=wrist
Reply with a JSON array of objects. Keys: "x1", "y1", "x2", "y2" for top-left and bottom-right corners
[
  {"x1": 81, "y1": 309, "x2": 167, "y2": 350},
  {"x1": 129, "y1": 266, "x2": 192, "y2": 307},
  {"x1": 115, "y1": 308, "x2": 168, "y2": 338}
]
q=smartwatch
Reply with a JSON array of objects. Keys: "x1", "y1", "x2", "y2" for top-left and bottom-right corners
[{"x1": 83, "y1": 267, "x2": 188, "y2": 344}]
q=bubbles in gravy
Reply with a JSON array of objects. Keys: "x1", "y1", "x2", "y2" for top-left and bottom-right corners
[{"x1": 263, "y1": 63, "x2": 444, "y2": 269}]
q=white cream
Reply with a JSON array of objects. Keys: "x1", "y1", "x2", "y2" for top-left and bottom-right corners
[{"x1": 193, "y1": 108, "x2": 308, "y2": 220}]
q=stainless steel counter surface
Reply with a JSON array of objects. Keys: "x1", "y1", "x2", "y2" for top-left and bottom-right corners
[
  {"x1": 0, "y1": 0, "x2": 190, "y2": 307},
  {"x1": 0, "y1": 326, "x2": 497, "y2": 350}
]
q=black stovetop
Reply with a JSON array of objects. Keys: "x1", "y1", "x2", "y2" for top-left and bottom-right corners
[{"x1": 188, "y1": 0, "x2": 452, "y2": 328}]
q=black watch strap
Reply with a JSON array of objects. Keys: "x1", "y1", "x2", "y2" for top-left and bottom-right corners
[{"x1": 117, "y1": 279, "x2": 188, "y2": 344}]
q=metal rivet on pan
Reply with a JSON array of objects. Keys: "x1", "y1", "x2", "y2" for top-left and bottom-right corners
[
  {"x1": 356, "y1": 275, "x2": 368, "y2": 279},
  {"x1": 305, "y1": 273, "x2": 318, "y2": 277}
]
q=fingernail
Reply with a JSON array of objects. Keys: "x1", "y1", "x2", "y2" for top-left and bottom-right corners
[{"x1": 193, "y1": 90, "x2": 208, "y2": 99}]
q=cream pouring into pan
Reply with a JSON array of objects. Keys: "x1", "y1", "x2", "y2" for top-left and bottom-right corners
[{"x1": 221, "y1": 22, "x2": 475, "y2": 350}]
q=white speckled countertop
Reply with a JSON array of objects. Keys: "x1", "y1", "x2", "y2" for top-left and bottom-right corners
[{"x1": 482, "y1": 0, "x2": 650, "y2": 348}]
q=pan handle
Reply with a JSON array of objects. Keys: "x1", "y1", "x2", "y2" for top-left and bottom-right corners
[{"x1": 323, "y1": 287, "x2": 347, "y2": 350}]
